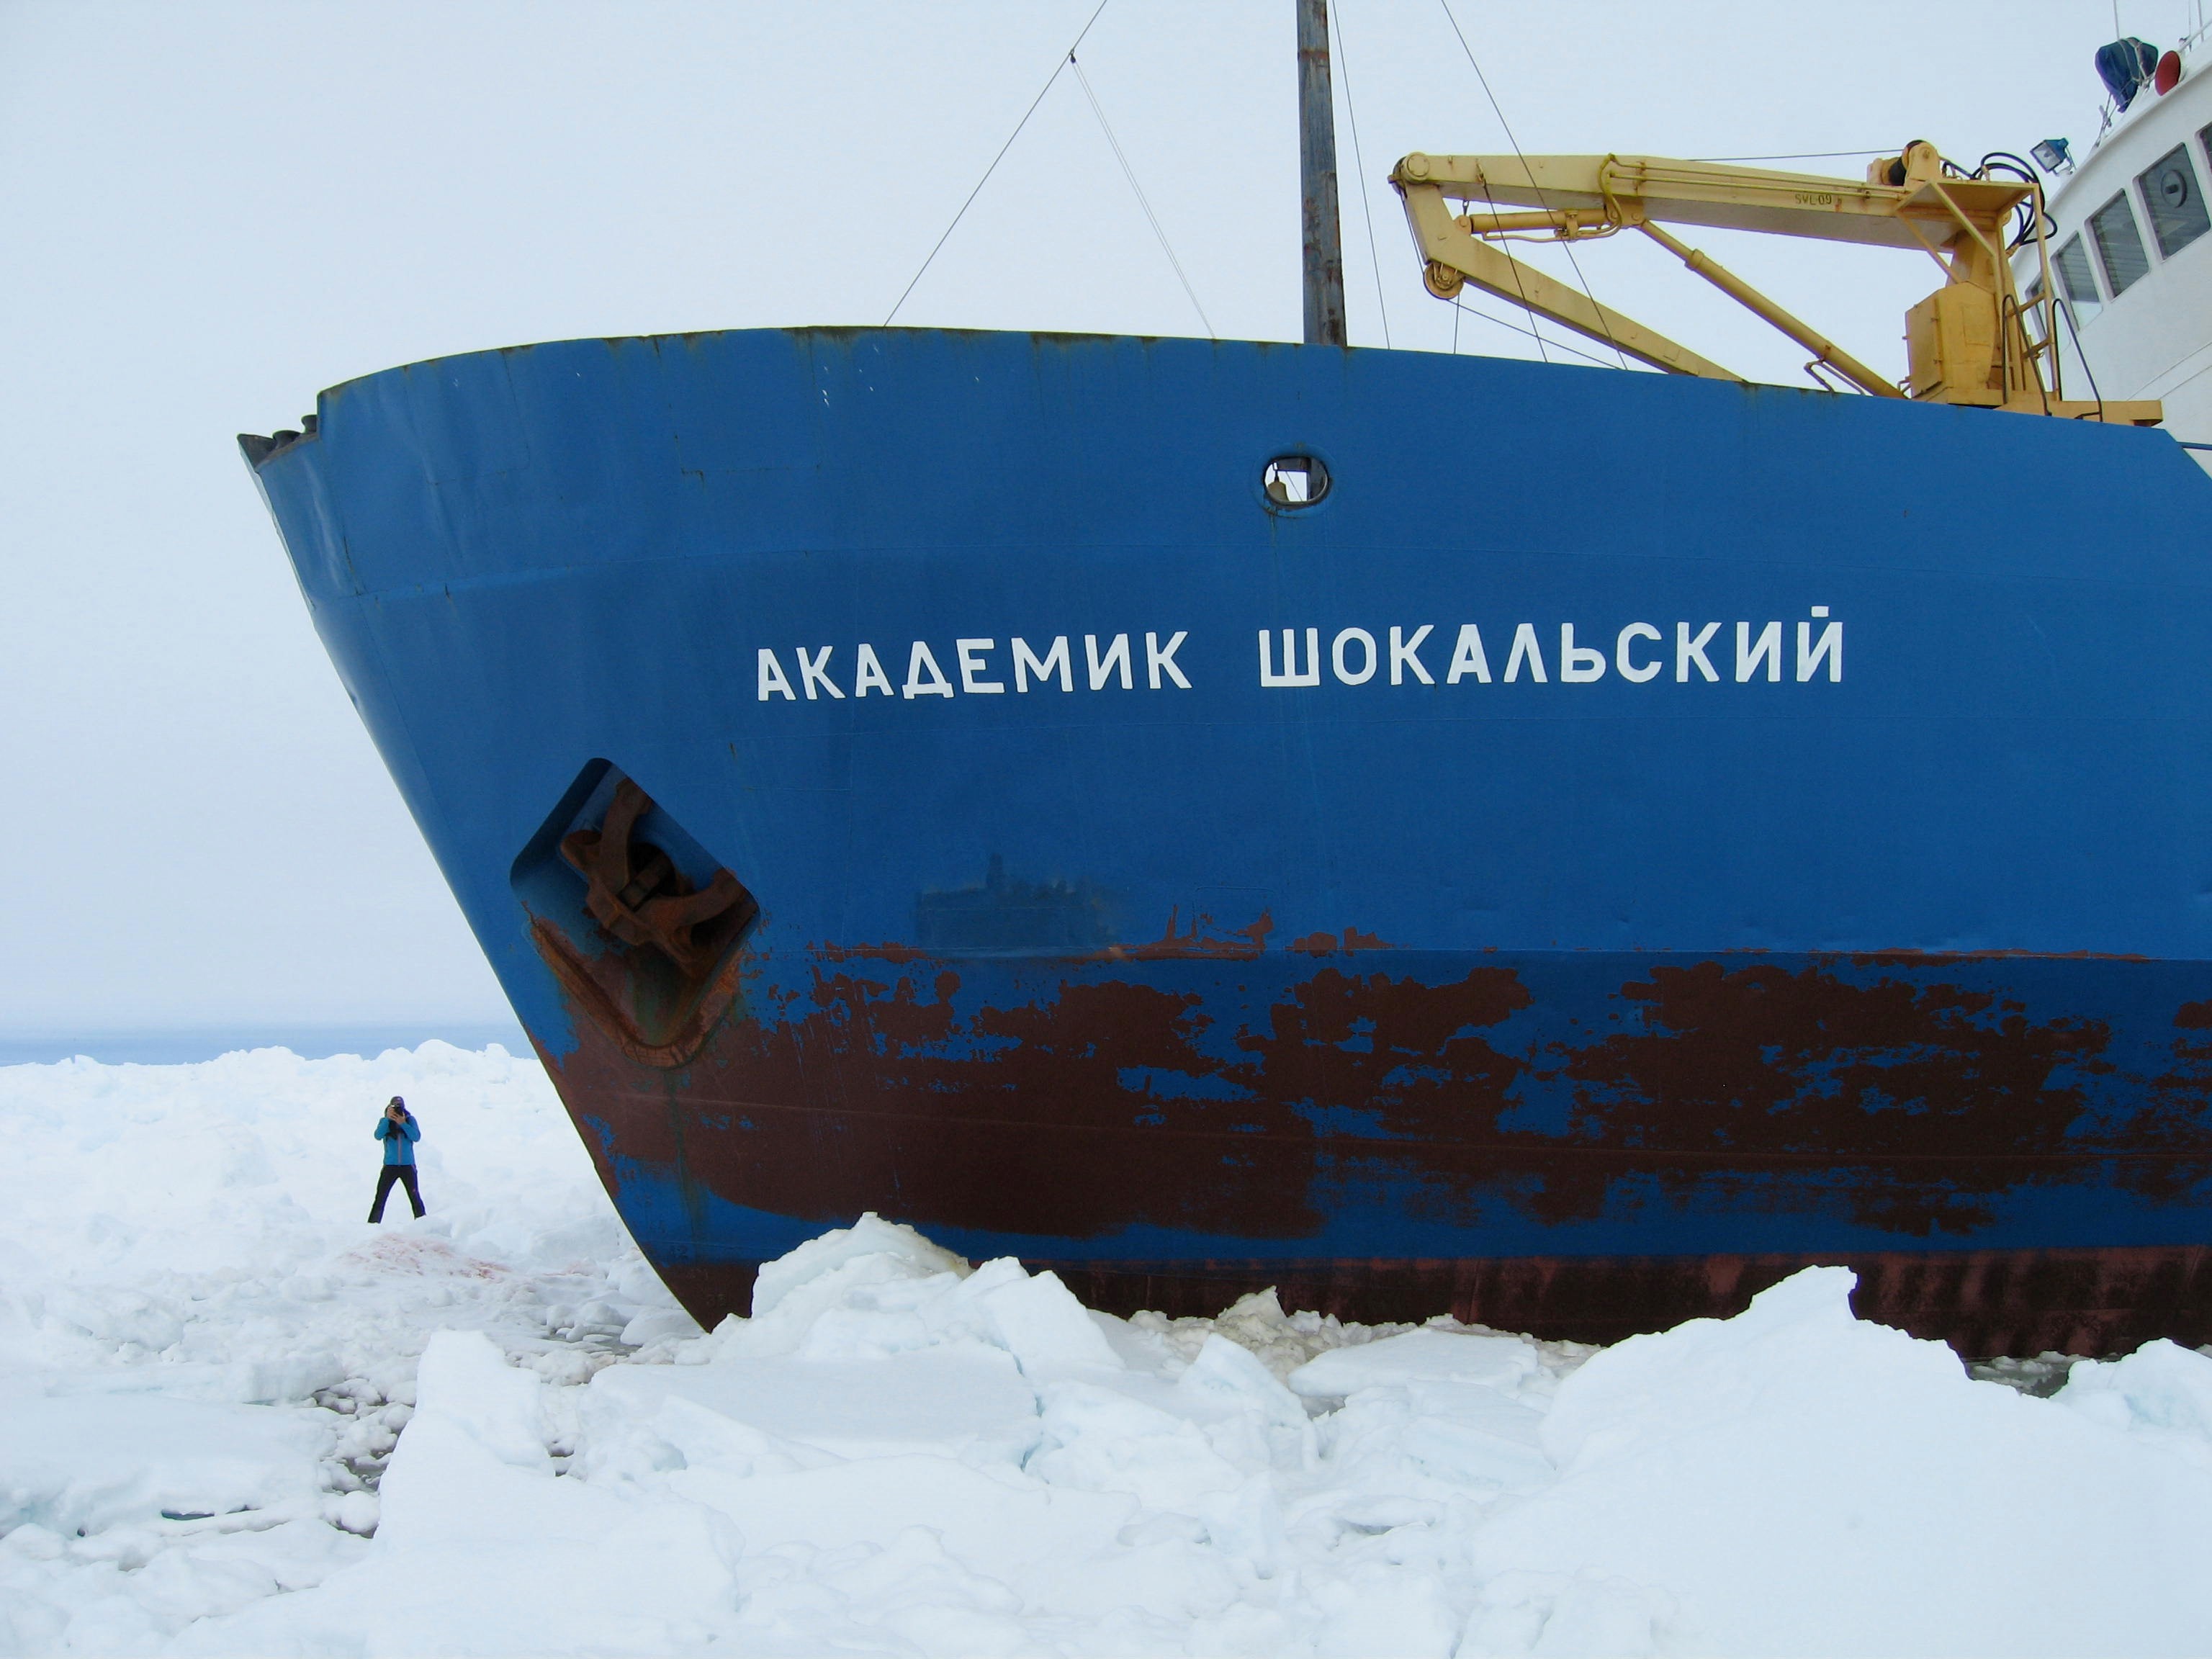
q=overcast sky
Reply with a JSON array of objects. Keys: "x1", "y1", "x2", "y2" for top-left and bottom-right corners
[{"x1": 0, "y1": 0, "x2": 2172, "y2": 1031}]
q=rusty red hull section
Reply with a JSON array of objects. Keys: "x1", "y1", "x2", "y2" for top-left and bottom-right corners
[{"x1": 534, "y1": 936, "x2": 2212, "y2": 1357}]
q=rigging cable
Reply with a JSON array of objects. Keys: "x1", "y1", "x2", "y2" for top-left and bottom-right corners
[
  {"x1": 1437, "y1": 0, "x2": 1629, "y2": 369},
  {"x1": 1069, "y1": 51, "x2": 1215, "y2": 338},
  {"x1": 1451, "y1": 298, "x2": 1616, "y2": 368},
  {"x1": 1689, "y1": 149, "x2": 1887, "y2": 163},
  {"x1": 1330, "y1": 1, "x2": 1391, "y2": 348},
  {"x1": 884, "y1": 0, "x2": 1114, "y2": 326}
]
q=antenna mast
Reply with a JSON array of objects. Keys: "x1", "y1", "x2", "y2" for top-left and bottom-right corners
[{"x1": 1298, "y1": 0, "x2": 1348, "y2": 345}]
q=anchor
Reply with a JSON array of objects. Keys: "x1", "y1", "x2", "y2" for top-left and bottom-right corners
[{"x1": 558, "y1": 779, "x2": 751, "y2": 982}]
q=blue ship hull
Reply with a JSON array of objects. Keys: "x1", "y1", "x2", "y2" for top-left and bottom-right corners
[{"x1": 246, "y1": 328, "x2": 2212, "y2": 1353}]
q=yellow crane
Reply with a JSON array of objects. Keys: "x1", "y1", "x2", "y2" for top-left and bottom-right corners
[{"x1": 1391, "y1": 140, "x2": 2160, "y2": 423}]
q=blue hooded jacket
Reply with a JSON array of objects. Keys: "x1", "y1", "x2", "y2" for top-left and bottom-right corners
[{"x1": 376, "y1": 1113, "x2": 422, "y2": 1166}]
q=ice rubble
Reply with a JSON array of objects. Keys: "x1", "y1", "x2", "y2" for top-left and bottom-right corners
[{"x1": 4, "y1": 1048, "x2": 2212, "y2": 1655}]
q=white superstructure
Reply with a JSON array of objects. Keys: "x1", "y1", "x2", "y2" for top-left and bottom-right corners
[{"x1": 2015, "y1": 45, "x2": 2212, "y2": 466}]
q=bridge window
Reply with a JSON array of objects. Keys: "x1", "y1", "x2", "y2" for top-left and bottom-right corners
[
  {"x1": 2053, "y1": 233, "x2": 2103, "y2": 323},
  {"x1": 2139, "y1": 145, "x2": 2211, "y2": 258},
  {"x1": 2090, "y1": 193, "x2": 2152, "y2": 294}
]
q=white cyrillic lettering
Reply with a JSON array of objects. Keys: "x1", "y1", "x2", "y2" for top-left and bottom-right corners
[
  {"x1": 1737, "y1": 621, "x2": 1782, "y2": 683},
  {"x1": 854, "y1": 643, "x2": 894, "y2": 698},
  {"x1": 903, "y1": 641, "x2": 956, "y2": 698},
  {"x1": 1085, "y1": 632, "x2": 1133, "y2": 691},
  {"x1": 1503, "y1": 623, "x2": 1547, "y2": 683},
  {"x1": 956, "y1": 638, "x2": 1004, "y2": 694},
  {"x1": 796, "y1": 645, "x2": 844, "y2": 700},
  {"x1": 1146, "y1": 631, "x2": 1190, "y2": 689},
  {"x1": 1333, "y1": 627, "x2": 1377, "y2": 685},
  {"x1": 757, "y1": 648, "x2": 796, "y2": 701},
  {"x1": 1616, "y1": 623, "x2": 1662, "y2": 683},
  {"x1": 1677, "y1": 622, "x2": 1720, "y2": 683},
  {"x1": 1560, "y1": 624, "x2": 1606, "y2": 683},
  {"x1": 1797, "y1": 616, "x2": 1843, "y2": 682},
  {"x1": 1390, "y1": 624, "x2": 1434, "y2": 685},
  {"x1": 1013, "y1": 635, "x2": 1071, "y2": 692},
  {"x1": 1446, "y1": 624, "x2": 1491, "y2": 684},
  {"x1": 1259, "y1": 628, "x2": 1321, "y2": 687}
]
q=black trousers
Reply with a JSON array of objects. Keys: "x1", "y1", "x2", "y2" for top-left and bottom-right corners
[{"x1": 369, "y1": 1163, "x2": 425, "y2": 1222}]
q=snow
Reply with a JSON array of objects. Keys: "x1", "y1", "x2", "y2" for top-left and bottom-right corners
[
  {"x1": 1473, "y1": 1269, "x2": 2212, "y2": 1656},
  {"x1": 4, "y1": 1046, "x2": 2212, "y2": 1655}
]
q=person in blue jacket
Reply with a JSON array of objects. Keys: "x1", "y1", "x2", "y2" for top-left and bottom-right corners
[{"x1": 369, "y1": 1095, "x2": 425, "y2": 1222}]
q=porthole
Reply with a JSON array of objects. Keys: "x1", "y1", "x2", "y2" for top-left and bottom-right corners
[
  {"x1": 1262, "y1": 454, "x2": 1331, "y2": 508},
  {"x1": 2139, "y1": 144, "x2": 2210, "y2": 258}
]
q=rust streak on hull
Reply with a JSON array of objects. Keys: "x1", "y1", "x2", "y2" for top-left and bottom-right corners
[{"x1": 535, "y1": 941, "x2": 2212, "y2": 1358}]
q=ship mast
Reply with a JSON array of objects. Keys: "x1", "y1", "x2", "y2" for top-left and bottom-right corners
[{"x1": 1297, "y1": 0, "x2": 1348, "y2": 345}]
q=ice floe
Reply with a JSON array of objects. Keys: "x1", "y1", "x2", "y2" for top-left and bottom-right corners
[{"x1": 4, "y1": 1044, "x2": 2212, "y2": 1655}]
